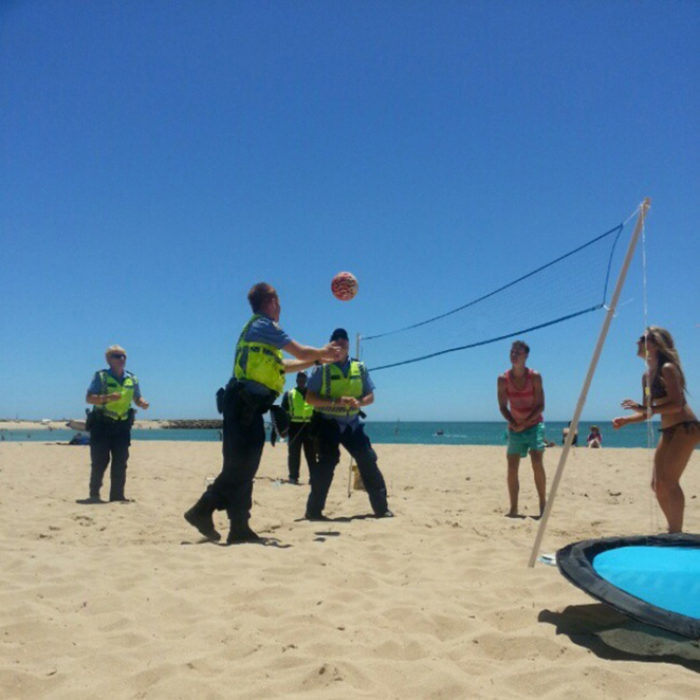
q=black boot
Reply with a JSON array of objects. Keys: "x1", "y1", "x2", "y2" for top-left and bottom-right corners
[
  {"x1": 226, "y1": 519, "x2": 260, "y2": 544},
  {"x1": 305, "y1": 511, "x2": 330, "y2": 521},
  {"x1": 184, "y1": 494, "x2": 221, "y2": 541}
]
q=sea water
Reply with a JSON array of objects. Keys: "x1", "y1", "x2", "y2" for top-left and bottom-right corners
[{"x1": 0, "y1": 421, "x2": 661, "y2": 448}]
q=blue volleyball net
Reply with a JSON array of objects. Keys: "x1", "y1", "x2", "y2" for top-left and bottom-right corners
[{"x1": 360, "y1": 220, "x2": 629, "y2": 372}]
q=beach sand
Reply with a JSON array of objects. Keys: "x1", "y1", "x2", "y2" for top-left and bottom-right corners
[{"x1": 1, "y1": 440, "x2": 698, "y2": 698}]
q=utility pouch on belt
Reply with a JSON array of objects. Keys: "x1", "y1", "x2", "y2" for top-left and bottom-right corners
[
  {"x1": 127, "y1": 408, "x2": 136, "y2": 428},
  {"x1": 226, "y1": 380, "x2": 276, "y2": 426},
  {"x1": 269, "y1": 405, "x2": 290, "y2": 438},
  {"x1": 215, "y1": 387, "x2": 225, "y2": 414},
  {"x1": 85, "y1": 408, "x2": 97, "y2": 432}
]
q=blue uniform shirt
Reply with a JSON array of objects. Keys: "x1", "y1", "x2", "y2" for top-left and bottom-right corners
[
  {"x1": 87, "y1": 369, "x2": 142, "y2": 400},
  {"x1": 307, "y1": 359, "x2": 375, "y2": 429},
  {"x1": 237, "y1": 314, "x2": 291, "y2": 395}
]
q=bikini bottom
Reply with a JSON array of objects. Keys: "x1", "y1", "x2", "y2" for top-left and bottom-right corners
[{"x1": 659, "y1": 420, "x2": 700, "y2": 440}]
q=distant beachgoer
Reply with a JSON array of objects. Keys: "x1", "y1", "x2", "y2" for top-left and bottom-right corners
[
  {"x1": 69, "y1": 432, "x2": 90, "y2": 446},
  {"x1": 586, "y1": 425, "x2": 602, "y2": 448},
  {"x1": 497, "y1": 340, "x2": 546, "y2": 517},
  {"x1": 304, "y1": 327, "x2": 393, "y2": 520},
  {"x1": 183, "y1": 282, "x2": 342, "y2": 544},
  {"x1": 613, "y1": 326, "x2": 699, "y2": 533},
  {"x1": 562, "y1": 421, "x2": 578, "y2": 446},
  {"x1": 280, "y1": 371, "x2": 316, "y2": 484},
  {"x1": 85, "y1": 345, "x2": 149, "y2": 502}
]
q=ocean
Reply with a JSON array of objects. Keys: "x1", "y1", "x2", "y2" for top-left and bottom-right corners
[{"x1": 0, "y1": 420, "x2": 661, "y2": 448}]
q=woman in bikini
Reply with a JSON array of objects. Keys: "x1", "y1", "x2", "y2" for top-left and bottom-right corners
[{"x1": 613, "y1": 326, "x2": 699, "y2": 532}]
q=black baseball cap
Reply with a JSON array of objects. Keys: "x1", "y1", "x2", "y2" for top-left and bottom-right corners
[{"x1": 330, "y1": 328, "x2": 349, "y2": 342}]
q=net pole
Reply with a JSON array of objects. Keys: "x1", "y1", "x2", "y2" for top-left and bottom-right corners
[
  {"x1": 527, "y1": 198, "x2": 651, "y2": 567},
  {"x1": 347, "y1": 332, "x2": 362, "y2": 498}
]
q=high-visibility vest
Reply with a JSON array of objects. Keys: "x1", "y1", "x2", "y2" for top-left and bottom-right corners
[
  {"x1": 233, "y1": 314, "x2": 285, "y2": 395},
  {"x1": 95, "y1": 370, "x2": 136, "y2": 421},
  {"x1": 318, "y1": 361, "x2": 365, "y2": 418},
  {"x1": 288, "y1": 388, "x2": 314, "y2": 422}
]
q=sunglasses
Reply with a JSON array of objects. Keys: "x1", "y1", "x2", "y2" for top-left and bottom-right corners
[{"x1": 109, "y1": 354, "x2": 126, "y2": 360}]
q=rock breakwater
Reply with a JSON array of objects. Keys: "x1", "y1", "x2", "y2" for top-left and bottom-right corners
[{"x1": 164, "y1": 419, "x2": 223, "y2": 430}]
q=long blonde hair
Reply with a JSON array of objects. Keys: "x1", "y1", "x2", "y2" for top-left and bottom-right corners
[{"x1": 646, "y1": 326, "x2": 687, "y2": 394}]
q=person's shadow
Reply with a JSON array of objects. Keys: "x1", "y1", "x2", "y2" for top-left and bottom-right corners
[
  {"x1": 223, "y1": 536, "x2": 291, "y2": 549},
  {"x1": 539, "y1": 604, "x2": 700, "y2": 670},
  {"x1": 181, "y1": 535, "x2": 292, "y2": 548},
  {"x1": 291, "y1": 513, "x2": 382, "y2": 540}
]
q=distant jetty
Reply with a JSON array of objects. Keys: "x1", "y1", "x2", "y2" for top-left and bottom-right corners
[
  {"x1": 163, "y1": 419, "x2": 223, "y2": 430},
  {"x1": 0, "y1": 418, "x2": 225, "y2": 431}
]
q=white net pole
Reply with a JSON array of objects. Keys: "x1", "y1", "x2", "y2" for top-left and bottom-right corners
[
  {"x1": 528, "y1": 198, "x2": 651, "y2": 567},
  {"x1": 347, "y1": 332, "x2": 362, "y2": 498}
]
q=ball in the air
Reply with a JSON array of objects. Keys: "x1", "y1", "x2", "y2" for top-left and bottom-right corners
[{"x1": 331, "y1": 271, "x2": 358, "y2": 301}]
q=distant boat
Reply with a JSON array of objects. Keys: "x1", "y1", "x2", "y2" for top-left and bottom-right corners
[
  {"x1": 435, "y1": 429, "x2": 444, "y2": 436},
  {"x1": 40, "y1": 418, "x2": 51, "y2": 425}
]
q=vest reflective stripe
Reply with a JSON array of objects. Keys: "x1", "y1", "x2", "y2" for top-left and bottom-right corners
[
  {"x1": 319, "y1": 361, "x2": 364, "y2": 418},
  {"x1": 96, "y1": 371, "x2": 135, "y2": 421},
  {"x1": 288, "y1": 388, "x2": 314, "y2": 422},
  {"x1": 234, "y1": 314, "x2": 285, "y2": 395}
]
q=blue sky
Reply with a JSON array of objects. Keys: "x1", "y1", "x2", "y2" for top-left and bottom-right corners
[{"x1": 1, "y1": 0, "x2": 698, "y2": 422}]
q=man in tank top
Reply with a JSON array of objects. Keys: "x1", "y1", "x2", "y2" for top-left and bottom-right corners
[{"x1": 497, "y1": 340, "x2": 546, "y2": 517}]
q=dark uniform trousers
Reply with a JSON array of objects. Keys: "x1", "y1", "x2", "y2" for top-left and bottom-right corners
[
  {"x1": 287, "y1": 420, "x2": 316, "y2": 481},
  {"x1": 89, "y1": 420, "x2": 131, "y2": 501},
  {"x1": 306, "y1": 417, "x2": 388, "y2": 517},
  {"x1": 205, "y1": 382, "x2": 268, "y2": 526}
]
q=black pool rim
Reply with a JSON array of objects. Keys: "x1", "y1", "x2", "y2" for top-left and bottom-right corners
[{"x1": 556, "y1": 533, "x2": 700, "y2": 639}]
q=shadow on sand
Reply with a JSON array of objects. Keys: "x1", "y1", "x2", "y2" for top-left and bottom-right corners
[{"x1": 539, "y1": 603, "x2": 700, "y2": 670}]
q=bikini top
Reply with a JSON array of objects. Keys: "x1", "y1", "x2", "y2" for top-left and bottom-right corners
[{"x1": 648, "y1": 363, "x2": 686, "y2": 406}]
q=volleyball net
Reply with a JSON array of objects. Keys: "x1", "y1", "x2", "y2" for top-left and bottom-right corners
[{"x1": 359, "y1": 218, "x2": 632, "y2": 372}]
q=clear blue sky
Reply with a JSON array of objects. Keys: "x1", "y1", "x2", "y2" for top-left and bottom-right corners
[{"x1": 1, "y1": 1, "x2": 698, "y2": 422}]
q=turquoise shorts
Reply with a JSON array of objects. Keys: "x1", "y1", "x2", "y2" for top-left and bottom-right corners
[{"x1": 507, "y1": 422, "x2": 546, "y2": 457}]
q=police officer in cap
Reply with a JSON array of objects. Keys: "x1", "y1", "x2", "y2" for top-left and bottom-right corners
[
  {"x1": 304, "y1": 328, "x2": 393, "y2": 520},
  {"x1": 85, "y1": 345, "x2": 149, "y2": 502},
  {"x1": 184, "y1": 282, "x2": 341, "y2": 544},
  {"x1": 280, "y1": 371, "x2": 316, "y2": 484}
]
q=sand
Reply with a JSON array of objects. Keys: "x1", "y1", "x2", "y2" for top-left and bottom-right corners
[{"x1": 1, "y1": 440, "x2": 698, "y2": 698}]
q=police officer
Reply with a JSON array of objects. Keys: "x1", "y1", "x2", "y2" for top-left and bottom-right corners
[
  {"x1": 304, "y1": 328, "x2": 393, "y2": 520},
  {"x1": 184, "y1": 282, "x2": 341, "y2": 544},
  {"x1": 85, "y1": 345, "x2": 149, "y2": 502},
  {"x1": 280, "y1": 372, "x2": 316, "y2": 484}
]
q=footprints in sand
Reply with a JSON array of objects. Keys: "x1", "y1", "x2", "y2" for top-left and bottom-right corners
[
  {"x1": 35, "y1": 515, "x2": 107, "y2": 540},
  {"x1": 72, "y1": 515, "x2": 94, "y2": 527}
]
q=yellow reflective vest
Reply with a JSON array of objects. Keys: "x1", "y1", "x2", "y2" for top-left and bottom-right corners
[
  {"x1": 287, "y1": 388, "x2": 314, "y2": 422},
  {"x1": 233, "y1": 314, "x2": 285, "y2": 396},
  {"x1": 95, "y1": 370, "x2": 136, "y2": 421},
  {"x1": 319, "y1": 361, "x2": 365, "y2": 418}
]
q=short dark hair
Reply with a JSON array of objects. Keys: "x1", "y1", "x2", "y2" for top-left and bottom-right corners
[
  {"x1": 248, "y1": 282, "x2": 277, "y2": 313},
  {"x1": 330, "y1": 328, "x2": 349, "y2": 342},
  {"x1": 511, "y1": 340, "x2": 530, "y2": 354}
]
